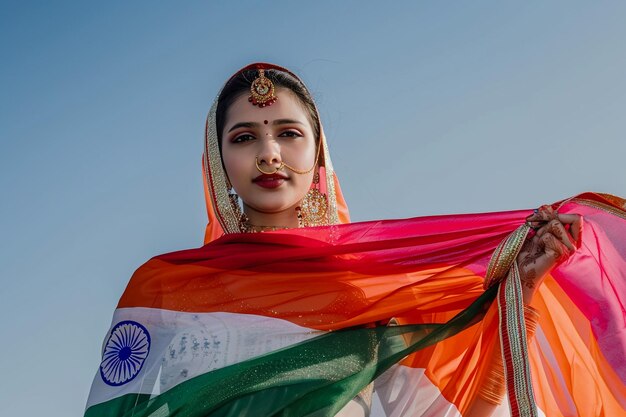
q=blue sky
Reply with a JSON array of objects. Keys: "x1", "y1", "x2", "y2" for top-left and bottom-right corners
[{"x1": 1, "y1": 2, "x2": 625, "y2": 415}]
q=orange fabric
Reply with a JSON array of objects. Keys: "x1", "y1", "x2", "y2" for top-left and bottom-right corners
[
  {"x1": 115, "y1": 192, "x2": 626, "y2": 415},
  {"x1": 118, "y1": 260, "x2": 483, "y2": 331},
  {"x1": 528, "y1": 276, "x2": 626, "y2": 416}
]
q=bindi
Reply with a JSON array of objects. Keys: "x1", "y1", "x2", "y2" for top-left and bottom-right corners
[{"x1": 264, "y1": 120, "x2": 268, "y2": 124}]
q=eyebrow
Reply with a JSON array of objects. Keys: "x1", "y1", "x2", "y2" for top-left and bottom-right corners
[
  {"x1": 273, "y1": 118, "x2": 304, "y2": 126},
  {"x1": 227, "y1": 119, "x2": 305, "y2": 133},
  {"x1": 227, "y1": 122, "x2": 256, "y2": 133}
]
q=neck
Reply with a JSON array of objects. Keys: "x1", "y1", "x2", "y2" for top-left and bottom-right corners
[{"x1": 242, "y1": 204, "x2": 300, "y2": 230}]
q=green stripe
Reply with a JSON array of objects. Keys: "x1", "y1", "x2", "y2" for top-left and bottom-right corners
[
  {"x1": 86, "y1": 286, "x2": 496, "y2": 417},
  {"x1": 85, "y1": 393, "x2": 151, "y2": 417}
]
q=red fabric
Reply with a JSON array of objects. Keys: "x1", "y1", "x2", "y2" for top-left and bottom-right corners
[{"x1": 119, "y1": 192, "x2": 626, "y2": 415}]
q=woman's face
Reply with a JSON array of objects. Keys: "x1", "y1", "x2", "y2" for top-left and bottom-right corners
[{"x1": 221, "y1": 89, "x2": 317, "y2": 222}]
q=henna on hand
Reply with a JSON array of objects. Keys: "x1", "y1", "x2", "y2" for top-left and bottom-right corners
[
  {"x1": 526, "y1": 206, "x2": 558, "y2": 227},
  {"x1": 520, "y1": 266, "x2": 537, "y2": 291},
  {"x1": 517, "y1": 236, "x2": 544, "y2": 292},
  {"x1": 552, "y1": 221, "x2": 574, "y2": 250},
  {"x1": 518, "y1": 238, "x2": 542, "y2": 270},
  {"x1": 520, "y1": 208, "x2": 583, "y2": 302},
  {"x1": 539, "y1": 232, "x2": 569, "y2": 263}
]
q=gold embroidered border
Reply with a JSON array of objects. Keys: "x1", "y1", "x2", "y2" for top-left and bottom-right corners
[
  {"x1": 321, "y1": 133, "x2": 340, "y2": 225},
  {"x1": 484, "y1": 224, "x2": 531, "y2": 289},
  {"x1": 204, "y1": 99, "x2": 241, "y2": 234},
  {"x1": 597, "y1": 193, "x2": 626, "y2": 209},
  {"x1": 498, "y1": 262, "x2": 538, "y2": 417},
  {"x1": 570, "y1": 198, "x2": 626, "y2": 221}
]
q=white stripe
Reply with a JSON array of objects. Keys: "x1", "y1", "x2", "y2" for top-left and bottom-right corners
[
  {"x1": 373, "y1": 365, "x2": 462, "y2": 417},
  {"x1": 86, "y1": 307, "x2": 323, "y2": 408},
  {"x1": 372, "y1": 365, "x2": 547, "y2": 417}
]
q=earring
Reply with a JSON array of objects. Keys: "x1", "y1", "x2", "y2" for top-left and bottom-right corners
[{"x1": 297, "y1": 171, "x2": 328, "y2": 227}]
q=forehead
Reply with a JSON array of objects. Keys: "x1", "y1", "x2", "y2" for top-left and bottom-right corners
[{"x1": 224, "y1": 89, "x2": 312, "y2": 128}]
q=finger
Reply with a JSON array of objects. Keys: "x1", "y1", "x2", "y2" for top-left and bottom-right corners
[
  {"x1": 539, "y1": 232, "x2": 570, "y2": 263},
  {"x1": 556, "y1": 213, "x2": 579, "y2": 224},
  {"x1": 526, "y1": 206, "x2": 558, "y2": 223},
  {"x1": 526, "y1": 212, "x2": 548, "y2": 223},
  {"x1": 545, "y1": 219, "x2": 576, "y2": 253},
  {"x1": 535, "y1": 220, "x2": 576, "y2": 254},
  {"x1": 534, "y1": 221, "x2": 553, "y2": 238},
  {"x1": 557, "y1": 213, "x2": 583, "y2": 245},
  {"x1": 543, "y1": 206, "x2": 558, "y2": 220},
  {"x1": 526, "y1": 213, "x2": 548, "y2": 229}
]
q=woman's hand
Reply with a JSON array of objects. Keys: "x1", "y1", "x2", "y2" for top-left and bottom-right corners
[
  {"x1": 517, "y1": 206, "x2": 582, "y2": 303},
  {"x1": 468, "y1": 207, "x2": 582, "y2": 416}
]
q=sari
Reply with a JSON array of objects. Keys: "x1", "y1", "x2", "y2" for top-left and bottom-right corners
[{"x1": 84, "y1": 64, "x2": 626, "y2": 417}]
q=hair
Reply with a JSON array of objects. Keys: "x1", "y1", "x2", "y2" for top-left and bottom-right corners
[{"x1": 215, "y1": 68, "x2": 321, "y2": 151}]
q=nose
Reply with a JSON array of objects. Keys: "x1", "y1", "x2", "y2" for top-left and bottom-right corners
[{"x1": 256, "y1": 134, "x2": 282, "y2": 169}]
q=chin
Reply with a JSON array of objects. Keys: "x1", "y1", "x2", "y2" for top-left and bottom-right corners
[{"x1": 247, "y1": 198, "x2": 301, "y2": 214}]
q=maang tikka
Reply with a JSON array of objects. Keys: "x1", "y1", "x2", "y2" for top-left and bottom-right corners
[
  {"x1": 297, "y1": 171, "x2": 329, "y2": 227},
  {"x1": 249, "y1": 69, "x2": 277, "y2": 108}
]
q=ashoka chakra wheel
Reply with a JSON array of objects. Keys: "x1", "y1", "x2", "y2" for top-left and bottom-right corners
[{"x1": 100, "y1": 320, "x2": 151, "y2": 386}]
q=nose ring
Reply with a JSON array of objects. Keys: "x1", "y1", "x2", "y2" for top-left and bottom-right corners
[{"x1": 255, "y1": 157, "x2": 284, "y2": 175}]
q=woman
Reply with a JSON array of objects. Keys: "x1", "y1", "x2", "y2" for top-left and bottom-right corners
[{"x1": 84, "y1": 63, "x2": 626, "y2": 417}]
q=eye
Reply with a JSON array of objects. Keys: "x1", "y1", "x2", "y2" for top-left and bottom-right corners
[
  {"x1": 232, "y1": 133, "x2": 255, "y2": 143},
  {"x1": 279, "y1": 130, "x2": 303, "y2": 138}
]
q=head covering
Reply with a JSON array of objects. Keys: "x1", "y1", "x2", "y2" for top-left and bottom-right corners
[{"x1": 202, "y1": 63, "x2": 350, "y2": 244}]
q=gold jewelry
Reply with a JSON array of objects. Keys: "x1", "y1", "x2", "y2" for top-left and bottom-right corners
[
  {"x1": 249, "y1": 69, "x2": 277, "y2": 107},
  {"x1": 523, "y1": 304, "x2": 540, "y2": 339},
  {"x1": 238, "y1": 206, "x2": 292, "y2": 233},
  {"x1": 282, "y1": 160, "x2": 316, "y2": 175},
  {"x1": 240, "y1": 216, "x2": 290, "y2": 233},
  {"x1": 296, "y1": 206, "x2": 304, "y2": 228},
  {"x1": 283, "y1": 139, "x2": 322, "y2": 174},
  {"x1": 477, "y1": 304, "x2": 540, "y2": 405},
  {"x1": 479, "y1": 359, "x2": 506, "y2": 405},
  {"x1": 255, "y1": 139, "x2": 323, "y2": 176},
  {"x1": 298, "y1": 172, "x2": 328, "y2": 227},
  {"x1": 255, "y1": 158, "x2": 285, "y2": 174}
]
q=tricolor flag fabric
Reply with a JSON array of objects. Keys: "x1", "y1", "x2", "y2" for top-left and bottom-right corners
[{"x1": 85, "y1": 193, "x2": 626, "y2": 416}]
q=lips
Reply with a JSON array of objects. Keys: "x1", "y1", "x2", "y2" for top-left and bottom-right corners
[{"x1": 253, "y1": 173, "x2": 288, "y2": 189}]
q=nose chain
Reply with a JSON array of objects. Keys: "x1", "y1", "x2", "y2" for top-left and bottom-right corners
[{"x1": 255, "y1": 139, "x2": 322, "y2": 175}]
